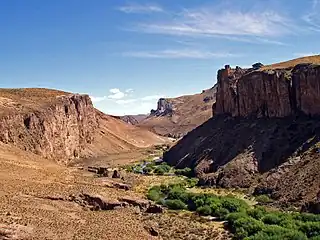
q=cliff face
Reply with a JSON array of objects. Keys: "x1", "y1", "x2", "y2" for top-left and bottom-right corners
[
  {"x1": 164, "y1": 61, "x2": 320, "y2": 210},
  {"x1": 0, "y1": 89, "x2": 166, "y2": 163},
  {"x1": 0, "y1": 94, "x2": 98, "y2": 162},
  {"x1": 216, "y1": 64, "x2": 320, "y2": 117}
]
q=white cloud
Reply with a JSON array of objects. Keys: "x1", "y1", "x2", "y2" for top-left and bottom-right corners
[
  {"x1": 123, "y1": 49, "x2": 239, "y2": 59},
  {"x1": 134, "y1": 8, "x2": 292, "y2": 39},
  {"x1": 90, "y1": 96, "x2": 107, "y2": 103},
  {"x1": 118, "y1": 3, "x2": 163, "y2": 14},
  {"x1": 302, "y1": 0, "x2": 320, "y2": 32},
  {"x1": 108, "y1": 88, "x2": 126, "y2": 99}
]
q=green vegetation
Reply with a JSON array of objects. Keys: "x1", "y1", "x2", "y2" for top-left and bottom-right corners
[
  {"x1": 255, "y1": 194, "x2": 273, "y2": 204},
  {"x1": 147, "y1": 183, "x2": 320, "y2": 239},
  {"x1": 174, "y1": 167, "x2": 192, "y2": 177}
]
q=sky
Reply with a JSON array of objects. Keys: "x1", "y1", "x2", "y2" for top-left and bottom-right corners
[{"x1": 0, "y1": 0, "x2": 319, "y2": 115}]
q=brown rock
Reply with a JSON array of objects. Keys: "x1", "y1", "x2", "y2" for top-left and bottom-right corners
[
  {"x1": 146, "y1": 204, "x2": 164, "y2": 214},
  {"x1": 112, "y1": 170, "x2": 121, "y2": 178}
]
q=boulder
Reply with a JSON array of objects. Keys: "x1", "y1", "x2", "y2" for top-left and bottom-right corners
[{"x1": 112, "y1": 170, "x2": 121, "y2": 178}]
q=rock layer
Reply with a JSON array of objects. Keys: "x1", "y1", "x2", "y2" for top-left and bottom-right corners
[
  {"x1": 216, "y1": 64, "x2": 320, "y2": 117},
  {"x1": 0, "y1": 94, "x2": 96, "y2": 162}
]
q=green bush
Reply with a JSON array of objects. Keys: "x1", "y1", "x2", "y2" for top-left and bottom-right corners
[
  {"x1": 294, "y1": 213, "x2": 320, "y2": 222},
  {"x1": 214, "y1": 207, "x2": 230, "y2": 219},
  {"x1": 154, "y1": 167, "x2": 166, "y2": 175},
  {"x1": 247, "y1": 206, "x2": 267, "y2": 220},
  {"x1": 185, "y1": 178, "x2": 199, "y2": 188},
  {"x1": 299, "y1": 222, "x2": 320, "y2": 238},
  {"x1": 255, "y1": 195, "x2": 273, "y2": 204},
  {"x1": 233, "y1": 217, "x2": 264, "y2": 238},
  {"x1": 221, "y1": 197, "x2": 249, "y2": 213},
  {"x1": 143, "y1": 166, "x2": 153, "y2": 174},
  {"x1": 154, "y1": 164, "x2": 171, "y2": 175},
  {"x1": 226, "y1": 212, "x2": 249, "y2": 225},
  {"x1": 165, "y1": 199, "x2": 187, "y2": 210},
  {"x1": 175, "y1": 167, "x2": 192, "y2": 177},
  {"x1": 167, "y1": 185, "x2": 189, "y2": 203},
  {"x1": 262, "y1": 213, "x2": 282, "y2": 225},
  {"x1": 196, "y1": 205, "x2": 212, "y2": 216}
]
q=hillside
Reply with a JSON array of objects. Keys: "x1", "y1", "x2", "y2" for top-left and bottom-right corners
[
  {"x1": 164, "y1": 56, "x2": 320, "y2": 212},
  {"x1": 0, "y1": 88, "x2": 166, "y2": 163},
  {"x1": 135, "y1": 86, "x2": 217, "y2": 138}
]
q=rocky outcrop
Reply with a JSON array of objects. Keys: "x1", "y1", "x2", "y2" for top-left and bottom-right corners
[
  {"x1": 216, "y1": 64, "x2": 320, "y2": 117},
  {"x1": 164, "y1": 62, "x2": 320, "y2": 210},
  {"x1": 150, "y1": 98, "x2": 173, "y2": 117},
  {"x1": 0, "y1": 94, "x2": 97, "y2": 162}
]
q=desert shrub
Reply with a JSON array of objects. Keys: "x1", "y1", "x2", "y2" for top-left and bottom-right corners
[
  {"x1": 143, "y1": 166, "x2": 153, "y2": 174},
  {"x1": 214, "y1": 207, "x2": 230, "y2": 219},
  {"x1": 124, "y1": 165, "x2": 134, "y2": 172},
  {"x1": 226, "y1": 212, "x2": 249, "y2": 225},
  {"x1": 185, "y1": 178, "x2": 199, "y2": 188},
  {"x1": 147, "y1": 186, "x2": 162, "y2": 201},
  {"x1": 294, "y1": 213, "x2": 320, "y2": 222},
  {"x1": 175, "y1": 167, "x2": 192, "y2": 177},
  {"x1": 165, "y1": 199, "x2": 187, "y2": 210},
  {"x1": 154, "y1": 164, "x2": 171, "y2": 175},
  {"x1": 299, "y1": 222, "x2": 320, "y2": 238},
  {"x1": 247, "y1": 228, "x2": 307, "y2": 240},
  {"x1": 154, "y1": 167, "x2": 166, "y2": 175},
  {"x1": 221, "y1": 197, "x2": 249, "y2": 213},
  {"x1": 160, "y1": 162, "x2": 171, "y2": 171},
  {"x1": 196, "y1": 205, "x2": 212, "y2": 216},
  {"x1": 247, "y1": 206, "x2": 267, "y2": 220},
  {"x1": 232, "y1": 217, "x2": 264, "y2": 238},
  {"x1": 262, "y1": 213, "x2": 282, "y2": 225},
  {"x1": 255, "y1": 195, "x2": 273, "y2": 204},
  {"x1": 167, "y1": 185, "x2": 189, "y2": 203}
]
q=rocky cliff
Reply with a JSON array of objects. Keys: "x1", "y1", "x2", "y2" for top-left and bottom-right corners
[
  {"x1": 0, "y1": 88, "x2": 166, "y2": 163},
  {"x1": 164, "y1": 58, "x2": 320, "y2": 210},
  {"x1": 137, "y1": 87, "x2": 217, "y2": 138},
  {"x1": 0, "y1": 94, "x2": 97, "y2": 162},
  {"x1": 216, "y1": 64, "x2": 320, "y2": 117}
]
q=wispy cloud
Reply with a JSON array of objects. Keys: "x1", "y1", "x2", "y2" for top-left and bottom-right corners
[
  {"x1": 302, "y1": 0, "x2": 320, "y2": 32},
  {"x1": 118, "y1": 3, "x2": 163, "y2": 14},
  {"x1": 123, "y1": 49, "x2": 239, "y2": 59},
  {"x1": 134, "y1": 8, "x2": 292, "y2": 38}
]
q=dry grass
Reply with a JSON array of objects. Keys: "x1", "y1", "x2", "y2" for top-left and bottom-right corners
[
  {"x1": 0, "y1": 143, "x2": 158, "y2": 240},
  {"x1": 262, "y1": 54, "x2": 320, "y2": 70}
]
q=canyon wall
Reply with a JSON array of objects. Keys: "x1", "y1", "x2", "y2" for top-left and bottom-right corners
[
  {"x1": 0, "y1": 94, "x2": 98, "y2": 162},
  {"x1": 216, "y1": 64, "x2": 320, "y2": 117}
]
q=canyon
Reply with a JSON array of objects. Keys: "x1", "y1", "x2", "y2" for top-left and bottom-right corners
[{"x1": 124, "y1": 86, "x2": 217, "y2": 138}]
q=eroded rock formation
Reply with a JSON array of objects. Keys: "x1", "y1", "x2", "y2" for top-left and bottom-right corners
[
  {"x1": 0, "y1": 94, "x2": 97, "y2": 162},
  {"x1": 216, "y1": 64, "x2": 320, "y2": 117}
]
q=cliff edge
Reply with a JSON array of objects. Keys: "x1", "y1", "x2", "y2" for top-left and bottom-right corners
[
  {"x1": 0, "y1": 88, "x2": 166, "y2": 163},
  {"x1": 164, "y1": 56, "x2": 320, "y2": 211}
]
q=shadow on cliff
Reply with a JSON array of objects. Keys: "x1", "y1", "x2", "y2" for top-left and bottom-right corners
[{"x1": 164, "y1": 113, "x2": 320, "y2": 181}]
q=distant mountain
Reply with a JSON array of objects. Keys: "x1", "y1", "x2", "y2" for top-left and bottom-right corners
[
  {"x1": 135, "y1": 85, "x2": 217, "y2": 138},
  {"x1": 119, "y1": 114, "x2": 149, "y2": 125}
]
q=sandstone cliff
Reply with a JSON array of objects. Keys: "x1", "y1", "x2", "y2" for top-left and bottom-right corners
[
  {"x1": 0, "y1": 88, "x2": 166, "y2": 163},
  {"x1": 164, "y1": 56, "x2": 320, "y2": 210},
  {"x1": 216, "y1": 63, "x2": 320, "y2": 117}
]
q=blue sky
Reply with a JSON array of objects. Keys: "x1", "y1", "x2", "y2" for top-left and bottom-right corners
[{"x1": 0, "y1": 0, "x2": 319, "y2": 115}]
